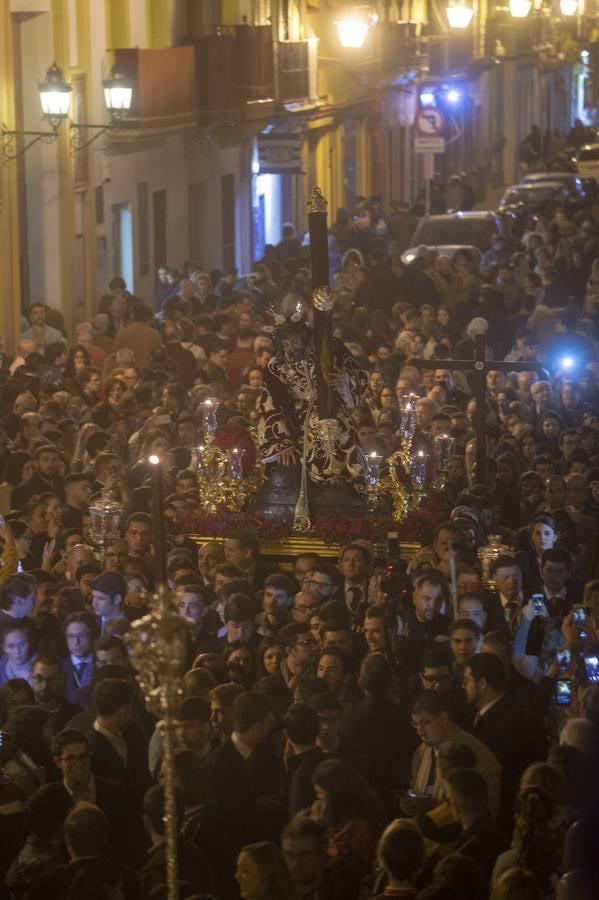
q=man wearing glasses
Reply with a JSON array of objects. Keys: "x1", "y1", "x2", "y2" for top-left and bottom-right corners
[
  {"x1": 302, "y1": 566, "x2": 339, "y2": 602},
  {"x1": 278, "y1": 623, "x2": 319, "y2": 689},
  {"x1": 418, "y1": 649, "x2": 470, "y2": 729},
  {"x1": 290, "y1": 590, "x2": 321, "y2": 625},
  {"x1": 30, "y1": 654, "x2": 82, "y2": 734},
  {"x1": 53, "y1": 728, "x2": 142, "y2": 863}
]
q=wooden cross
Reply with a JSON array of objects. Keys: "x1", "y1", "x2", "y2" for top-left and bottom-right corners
[{"x1": 414, "y1": 335, "x2": 545, "y2": 484}]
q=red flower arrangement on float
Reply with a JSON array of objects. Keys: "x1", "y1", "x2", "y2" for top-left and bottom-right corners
[{"x1": 184, "y1": 492, "x2": 451, "y2": 547}]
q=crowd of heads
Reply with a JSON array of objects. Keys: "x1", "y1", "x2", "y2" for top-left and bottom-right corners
[{"x1": 1, "y1": 192, "x2": 599, "y2": 897}]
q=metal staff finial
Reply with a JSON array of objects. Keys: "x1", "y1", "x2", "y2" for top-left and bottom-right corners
[{"x1": 307, "y1": 185, "x2": 328, "y2": 214}]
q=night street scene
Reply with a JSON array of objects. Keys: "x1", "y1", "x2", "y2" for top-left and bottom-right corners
[{"x1": 1, "y1": 1, "x2": 599, "y2": 898}]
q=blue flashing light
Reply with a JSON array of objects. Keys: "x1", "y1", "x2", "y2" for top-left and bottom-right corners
[
  {"x1": 560, "y1": 356, "x2": 575, "y2": 370},
  {"x1": 447, "y1": 89, "x2": 460, "y2": 103}
]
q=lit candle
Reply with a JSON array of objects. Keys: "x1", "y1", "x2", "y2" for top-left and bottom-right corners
[
  {"x1": 434, "y1": 432, "x2": 455, "y2": 485},
  {"x1": 148, "y1": 454, "x2": 167, "y2": 586},
  {"x1": 227, "y1": 447, "x2": 245, "y2": 479},
  {"x1": 411, "y1": 448, "x2": 427, "y2": 487},
  {"x1": 367, "y1": 451, "x2": 380, "y2": 486}
]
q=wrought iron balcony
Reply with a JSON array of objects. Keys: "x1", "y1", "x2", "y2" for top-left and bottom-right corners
[{"x1": 113, "y1": 47, "x2": 198, "y2": 129}]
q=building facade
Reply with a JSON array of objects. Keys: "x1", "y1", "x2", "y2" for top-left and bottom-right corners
[{"x1": 0, "y1": 0, "x2": 591, "y2": 351}]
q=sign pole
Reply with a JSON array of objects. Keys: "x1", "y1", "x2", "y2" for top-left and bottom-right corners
[
  {"x1": 415, "y1": 107, "x2": 444, "y2": 214},
  {"x1": 424, "y1": 152, "x2": 434, "y2": 216}
]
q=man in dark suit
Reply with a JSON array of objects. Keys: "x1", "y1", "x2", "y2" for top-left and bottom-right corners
[
  {"x1": 339, "y1": 543, "x2": 373, "y2": 626},
  {"x1": 283, "y1": 703, "x2": 324, "y2": 817},
  {"x1": 205, "y1": 691, "x2": 281, "y2": 848},
  {"x1": 199, "y1": 593, "x2": 261, "y2": 655},
  {"x1": 525, "y1": 547, "x2": 580, "y2": 620},
  {"x1": 85, "y1": 678, "x2": 151, "y2": 804},
  {"x1": 446, "y1": 767, "x2": 508, "y2": 888},
  {"x1": 30, "y1": 654, "x2": 82, "y2": 734},
  {"x1": 480, "y1": 630, "x2": 546, "y2": 721},
  {"x1": 401, "y1": 573, "x2": 451, "y2": 676},
  {"x1": 30, "y1": 800, "x2": 142, "y2": 899},
  {"x1": 464, "y1": 653, "x2": 545, "y2": 827},
  {"x1": 52, "y1": 728, "x2": 145, "y2": 865},
  {"x1": 62, "y1": 611, "x2": 98, "y2": 706},
  {"x1": 223, "y1": 529, "x2": 276, "y2": 591},
  {"x1": 142, "y1": 784, "x2": 215, "y2": 898}
]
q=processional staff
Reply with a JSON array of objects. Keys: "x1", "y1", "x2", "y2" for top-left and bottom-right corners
[
  {"x1": 414, "y1": 335, "x2": 545, "y2": 485},
  {"x1": 293, "y1": 186, "x2": 338, "y2": 532}
]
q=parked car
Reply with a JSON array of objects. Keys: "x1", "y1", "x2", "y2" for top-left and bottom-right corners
[
  {"x1": 400, "y1": 244, "x2": 482, "y2": 266},
  {"x1": 498, "y1": 182, "x2": 568, "y2": 215},
  {"x1": 519, "y1": 171, "x2": 586, "y2": 203},
  {"x1": 407, "y1": 211, "x2": 503, "y2": 254},
  {"x1": 574, "y1": 143, "x2": 599, "y2": 181}
]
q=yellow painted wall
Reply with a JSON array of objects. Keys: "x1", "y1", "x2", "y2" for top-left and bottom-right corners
[
  {"x1": 0, "y1": 0, "x2": 20, "y2": 352},
  {"x1": 147, "y1": 0, "x2": 169, "y2": 48},
  {"x1": 106, "y1": 0, "x2": 130, "y2": 48},
  {"x1": 76, "y1": 0, "x2": 97, "y2": 321},
  {"x1": 51, "y1": 0, "x2": 75, "y2": 337}
]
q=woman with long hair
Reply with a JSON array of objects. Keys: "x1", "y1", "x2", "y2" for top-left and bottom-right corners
[
  {"x1": 256, "y1": 636, "x2": 283, "y2": 678},
  {"x1": 516, "y1": 512, "x2": 558, "y2": 591},
  {"x1": 64, "y1": 344, "x2": 93, "y2": 380},
  {"x1": 513, "y1": 790, "x2": 560, "y2": 888},
  {"x1": 538, "y1": 411, "x2": 565, "y2": 458},
  {"x1": 311, "y1": 758, "x2": 386, "y2": 868},
  {"x1": 236, "y1": 841, "x2": 297, "y2": 900},
  {"x1": 493, "y1": 765, "x2": 575, "y2": 895},
  {"x1": 490, "y1": 867, "x2": 543, "y2": 900}
]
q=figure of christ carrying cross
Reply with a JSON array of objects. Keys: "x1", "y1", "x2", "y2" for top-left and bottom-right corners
[{"x1": 414, "y1": 335, "x2": 545, "y2": 485}]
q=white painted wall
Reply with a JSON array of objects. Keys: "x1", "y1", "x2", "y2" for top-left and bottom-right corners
[
  {"x1": 96, "y1": 133, "x2": 249, "y2": 303},
  {"x1": 129, "y1": 0, "x2": 148, "y2": 49},
  {"x1": 18, "y1": 10, "x2": 63, "y2": 308}
]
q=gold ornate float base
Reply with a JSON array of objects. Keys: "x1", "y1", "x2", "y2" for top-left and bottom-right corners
[{"x1": 188, "y1": 534, "x2": 421, "y2": 569}]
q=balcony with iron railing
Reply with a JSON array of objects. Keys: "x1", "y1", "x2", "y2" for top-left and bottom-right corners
[
  {"x1": 110, "y1": 20, "x2": 428, "y2": 134},
  {"x1": 194, "y1": 26, "x2": 319, "y2": 115}
]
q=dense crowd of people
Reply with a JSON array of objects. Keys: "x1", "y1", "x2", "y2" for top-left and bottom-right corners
[{"x1": 0, "y1": 179, "x2": 599, "y2": 900}]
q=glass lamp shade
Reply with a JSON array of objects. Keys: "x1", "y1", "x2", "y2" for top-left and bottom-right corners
[
  {"x1": 103, "y1": 73, "x2": 133, "y2": 116},
  {"x1": 446, "y1": 4, "x2": 474, "y2": 28},
  {"x1": 39, "y1": 63, "x2": 71, "y2": 128},
  {"x1": 560, "y1": 0, "x2": 577, "y2": 14},
  {"x1": 336, "y1": 17, "x2": 370, "y2": 48},
  {"x1": 509, "y1": 0, "x2": 532, "y2": 16}
]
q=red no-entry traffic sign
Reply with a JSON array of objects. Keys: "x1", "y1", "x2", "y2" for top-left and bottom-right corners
[{"x1": 416, "y1": 107, "x2": 445, "y2": 137}]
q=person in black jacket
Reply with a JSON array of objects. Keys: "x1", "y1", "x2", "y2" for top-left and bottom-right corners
[
  {"x1": 283, "y1": 703, "x2": 324, "y2": 817},
  {"x1": 446, "y1": 767, "x2": 508, "y2": 888},
  {"x1": 142, "y1": 784, "x2": 215, "y2": 900},
  {"x1": 86, "y1": 678, "x2": 151, "y2": 805},
  {"x1": 174, "y1": 748, "x2": 236, "y2": 900},
  {"x1": 464, "y1": 653, "x2": 546, "y2": 828},
  {"x1": 27, "y1": 801, "x2": 142, "y2": 900},
  {"x1": 205, "y1": 691, "x2": 281, "y2": 849},
  {"x1": 346, "y1": 653, "x2": 415, "y2": 816}
]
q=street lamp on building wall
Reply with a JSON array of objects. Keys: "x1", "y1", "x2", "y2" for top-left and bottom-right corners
[
  {"x1": 1, "y1": 62, "x2": 133, "y2": 166},
  {"x1": 508, "y1": 0, "x2": 532, "y2": 16},
  {"x1": 39, "y1": 63, "x2": 72, "y2": 130},
  {"x1": 559, "y1": 0, "x2": 577, "y2": 14},
  {"x1": 336, "y1": 6, "x2": 376, "y2": 48},
  {"x1": 446, "y1": 1, "x2": 475, "y2": 29}
]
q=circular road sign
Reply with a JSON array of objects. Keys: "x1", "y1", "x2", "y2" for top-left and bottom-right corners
[{"x1": 416, "y1": 107, "x2": 445, "y2": 137}]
